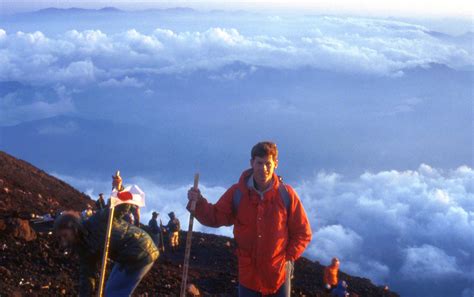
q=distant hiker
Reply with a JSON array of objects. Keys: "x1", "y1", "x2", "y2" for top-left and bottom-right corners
[
  {"x1": 148, "y1": 211, "x2": 161, "y2": 247},
  {"x1": 187, "y1": 141, "x2": 312, "y2": 297},
  {"x1": 166, "y1": 211, "x2": 180, "y2": 250},
  {"x1": 53, "y1": 210, "x2": 158, "y2": 297},
  {"x1": 81, "y1": 205, "x2": 93, "y2": 220},
  {"x1": 112, "y1": 171, "x2": 141, "y2": 226},
  {"x1": 324, "y1": 257, "x2": 340, "y2": 292},
  {"x1": 96, "y1": 193, "x2": 106, "y2": 210},
  {"x1": 331, "y1": 280, "x2": 349, "y2": 297}
]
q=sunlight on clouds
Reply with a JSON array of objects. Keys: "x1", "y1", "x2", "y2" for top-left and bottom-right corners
[
  {"x1": 400, "y1": 244, "x2": 461, "y2": 278},
  {"x1": 0, "y1": 16, "x2": 472, "y2": 86}
]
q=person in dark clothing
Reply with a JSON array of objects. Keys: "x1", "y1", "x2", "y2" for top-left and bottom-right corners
[
  {"x1": 331, "y1": 280, "x2": 349, "y2": 297},
  {"x1": 96, "y1": 193, "x2": 106, "y2": 210},
  {"x1": 54, "y1": 209, "x2": 159, "y2": 297},
  {"x1": 148, "y1": 211, "x2": 161, "y2": 247},
  {"x1": 166, "y1": 212, "x2": 180, "y2": 249}
]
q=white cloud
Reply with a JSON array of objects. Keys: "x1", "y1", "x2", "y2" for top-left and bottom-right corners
[
  {"x1": 55, "y1": 60, "x2": 97, "y2": 83},
  {"x1": 400, "y1": 244, "x2": 461, "y2": 278},
  {"x1": 297, "y1": 164, "x2": 474, "y2": 288},
  {"x1": 99, "y1": 76, "x2": 144, "y2": 88},
  {"x1": 54, "y1": 163, "x2": 474, "y2": 293},
  {"x1": 309, "y1": 225, "x2": 363, "y2": 262},
  {"x1": 0, "y1": 16, "x2": 472, "y2": 86}
]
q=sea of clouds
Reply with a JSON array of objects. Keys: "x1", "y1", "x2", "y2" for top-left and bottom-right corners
[
  {"x1": 0, "y1": 16, "x2": 472, "y2": 86},
  {"x1": 55, "y1": 163, "x2": 474, "y2": 296}
]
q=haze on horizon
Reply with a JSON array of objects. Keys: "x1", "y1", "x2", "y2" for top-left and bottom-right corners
[{"x1": 1, "y1": 0, "x2": 474, "y2": 18}]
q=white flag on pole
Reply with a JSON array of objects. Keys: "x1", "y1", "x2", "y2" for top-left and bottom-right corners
[{"x1": 110, "y1": 185, "x2": 145, "y2": 208}]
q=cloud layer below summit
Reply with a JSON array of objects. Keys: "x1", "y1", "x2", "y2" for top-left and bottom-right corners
[{"x1": 0, "y1": 16, "x2": 472, "y2": 85}]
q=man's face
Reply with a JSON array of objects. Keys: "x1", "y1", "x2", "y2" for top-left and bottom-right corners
[
  {"x1": 250, "y1": 155, "x2": 278, "y2": 185},
  {"x1": 57, "y1": 229, "x2": 76, "y2": 248}
]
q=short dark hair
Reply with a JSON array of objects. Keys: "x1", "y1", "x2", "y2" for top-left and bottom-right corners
[
  {"x1": 251, "y1": 141, "x2": 278, "y2": 161},
  {"x1": 53, "y1": 213, "x2": 81, "y2": 235}
]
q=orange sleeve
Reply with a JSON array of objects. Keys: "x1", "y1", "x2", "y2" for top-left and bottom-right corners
[
  {"x1": 186, "y1": 186, "x2": 235, "y2": 227},
  {"x1": 285, "y1": 185, "x2": 312, "y2": 262}
]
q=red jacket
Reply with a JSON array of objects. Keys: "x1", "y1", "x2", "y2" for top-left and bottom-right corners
[
  {"x1": 189, "y1": 169, "x2": 312, "y2": 294},
  {"x1": 323, "y1": 265, "x2": 339, "y2": 286}
]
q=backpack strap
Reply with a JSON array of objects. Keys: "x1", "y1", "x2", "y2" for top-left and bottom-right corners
[
  {"x1": 232, "y1": 188, "x2": 243, "y2": 214},
  {"x1": 232, "y1": 178, "x2": 292, "y2": 217},
  {"x1": 278, "y1": 180, "x2": 291, "y2": 214}
]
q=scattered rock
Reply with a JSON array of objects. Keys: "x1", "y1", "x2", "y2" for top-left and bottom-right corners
[
  {"x1": 0, "y1": 265, "x2": 12, "y2": 277},
  {"x1": 8, "y1": 218, "x2": 37, "y2": 241}
]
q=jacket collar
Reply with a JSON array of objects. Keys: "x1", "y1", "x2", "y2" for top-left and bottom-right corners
[{"x1": 238, "y1": 168, "x2": 280, "y2": 192}]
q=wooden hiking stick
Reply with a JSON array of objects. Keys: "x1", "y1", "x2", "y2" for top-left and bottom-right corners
[
  {"x1": 97, "y1": 205, "x2": 115, "y2": 297},
  {"x1": 159, "y1": 219, "x2": 165, "y2": 252},
  {"x1": 180, "y1": 173, "x2": 199, "y2": 297}
]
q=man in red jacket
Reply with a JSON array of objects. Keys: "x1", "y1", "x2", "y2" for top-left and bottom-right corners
[{"x1": 187, "y1": 141, "x2": 312, "y2": 297}]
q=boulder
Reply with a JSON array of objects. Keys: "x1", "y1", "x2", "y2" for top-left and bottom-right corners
[{"x1": 8, "y1": 218, "x2": 37, "y2": 241}]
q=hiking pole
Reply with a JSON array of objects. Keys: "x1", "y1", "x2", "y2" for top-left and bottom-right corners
[
  {"x1": 180, "y1": 173, "x2": 199, "y2": 297},
  {"x1": 160, "y1": 219, "x2": 165, "y2": 252},
  {"x1": 97, "y1": 204, "x2": 115, "y2": 297}
]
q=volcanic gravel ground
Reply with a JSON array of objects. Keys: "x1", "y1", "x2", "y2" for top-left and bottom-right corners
[{"x1": 0, "y1": 227, "x2": 399, "y2": 297}]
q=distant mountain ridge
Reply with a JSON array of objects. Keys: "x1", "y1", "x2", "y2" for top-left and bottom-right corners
[
  {"x1": 30, "y1": 6, "x2": 197, "y2": 15},
  {"x1": 35, "y1": 7, "x2": 123, "y2": 14}
]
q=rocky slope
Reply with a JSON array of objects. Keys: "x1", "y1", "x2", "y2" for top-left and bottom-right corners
[
  {"x1": 0, "y1": 151, "x2": 93, "y2": 216},
  {"x1": 0, "y1": 151, "x2": 399, "y2": 297}
]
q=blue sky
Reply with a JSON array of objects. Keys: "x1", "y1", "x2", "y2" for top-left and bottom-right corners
[{"x1": 0, "y1": 4, "x2": 472, "y2": 297}]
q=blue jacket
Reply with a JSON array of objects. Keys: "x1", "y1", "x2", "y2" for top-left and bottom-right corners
[{"x1": 332, "y1": 280, "x2": 349, "y2": 297}]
